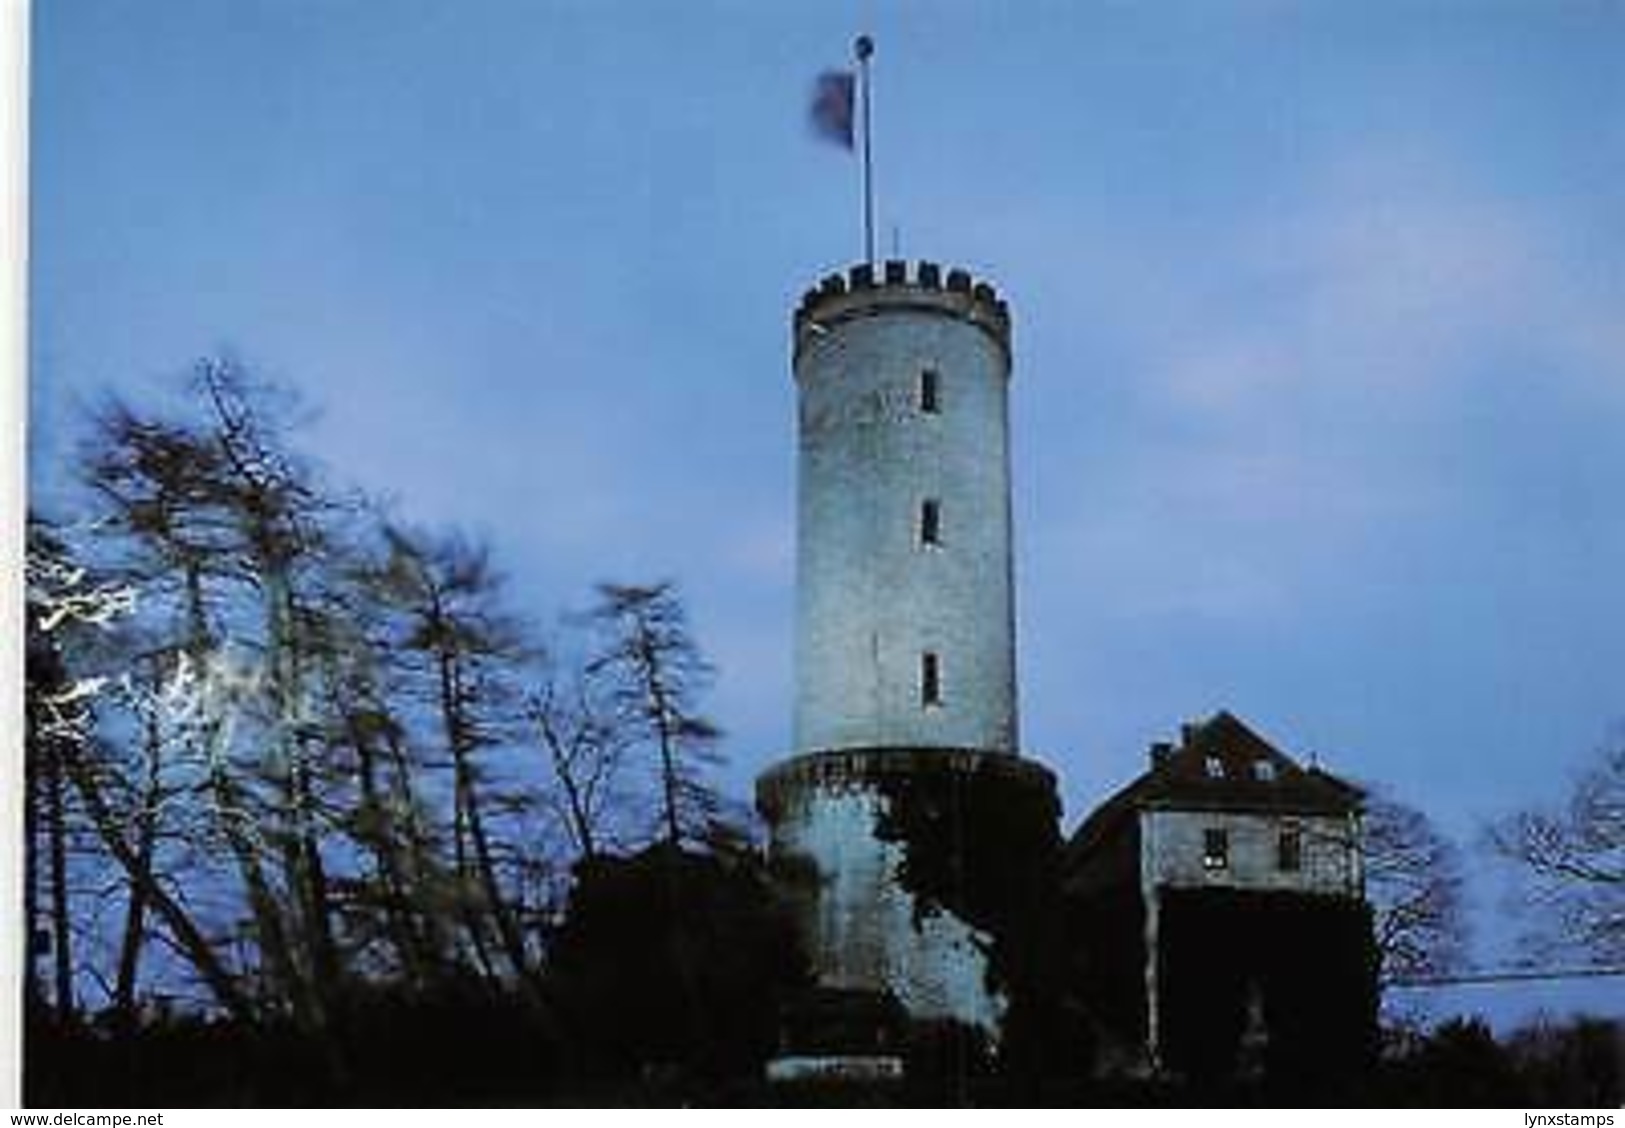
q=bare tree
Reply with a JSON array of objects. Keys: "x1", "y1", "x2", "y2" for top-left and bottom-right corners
[
  {"x1": 376, "y1": 524, "x2": 541, "y2": 987},
  {"x1": 584, "y1": 582, "x2": 728, "y2": 851},
  {"x1": 192, "y1": 358, "x2": 343, "y2": 1019},
  {"x1": 1360, "y1": 789, "x2": 1469, "y2": 989},
  {"x1": 25, "y1": 513, "x2": 256, "y2": 1023},
  {"x1": 75, "y1": 358, "x2": 351, "y2": 1030},
  {"x1": 58, "y1": 730, "x2": 259, "y2": 1024},
  {"x1": 24, "y1": 516, "x2": 94, "y2": 1022},
  {"x1": 79, "y1": 381, "x2": 298, "y2": 1012},
  {"x1": 106, "y1": 655, "x2": 184, "y2": 1028},
  {"x1": 1489, "y1": 734, "x2": 1625, "y2": 966},
  {"x1": 527, "y1": 644, "x2": 633, "y2": 864},
  {"x1": 311, "y1": 581, "x2": 453, "y2": 987},
  {"x1": 45, "y1": 356, "x2": 627, "y2": 1045}
]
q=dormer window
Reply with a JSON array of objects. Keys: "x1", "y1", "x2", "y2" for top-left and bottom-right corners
[
  {"x1": 1204, "y1": 756, "x2": 1224, "y2": 779},
  {"x1": 1253, "y1": 760, "x2": 1276, "y2": 782}
]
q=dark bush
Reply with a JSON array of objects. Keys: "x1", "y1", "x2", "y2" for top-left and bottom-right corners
[{"x1": 546, "y1": 842, "x2": 812, "y2": 1083}]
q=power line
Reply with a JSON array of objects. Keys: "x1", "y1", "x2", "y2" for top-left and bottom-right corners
[{"x1": 1389, "y1": 967, "x2": 1625, "y2": 989}]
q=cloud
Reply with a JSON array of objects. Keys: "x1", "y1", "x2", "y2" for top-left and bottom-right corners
[
  {"x1": 1019, "y1": 136, "x2": 1623, "y2": 623},
  {"x1": 1258, "y1": 147, "x2": 1607, "y2": 398}
]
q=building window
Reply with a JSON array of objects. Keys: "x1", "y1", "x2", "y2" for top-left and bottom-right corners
[
  {"x1": 1253, "y1": 760, "x2": 1277, "y2": 782},
  {"x1": 1278, "y1": 827, "x2": 1302, "y2": 872},
  {"x1": 1205, "y1": 756, "x2": 1225, "y2": 779},
  {"x1": 1203, "y1": 828, "x2": 1229, "y2": 870},
  {"x1": 921, "y1": 651, "x2": 942, "y2": 707},
  {"x1": 920, "y1": 498, "x2": 941, "y2": 547},
  {"x1": 919, "y1": 368, "x2": 941, "y2": 414}
]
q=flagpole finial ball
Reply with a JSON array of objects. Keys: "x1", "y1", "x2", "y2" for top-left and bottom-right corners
[{"x1": 855, "y1": 35, "x2": 874, "y2": 60}]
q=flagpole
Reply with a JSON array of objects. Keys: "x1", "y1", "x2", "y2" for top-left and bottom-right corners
[{"x1": 856, "y1": 34, "x2": 875, "y2": 266}]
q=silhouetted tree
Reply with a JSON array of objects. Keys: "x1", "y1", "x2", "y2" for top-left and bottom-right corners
[
  {"x1": 1392, "y1": 1017, "x2": 1526, "y2": 1106},
  {"x1": 584, "y1": 582, "x2": 729, "y2": 850},
  {"x1": 527, "y1": 644, "x2": 633, "y2": 863},
  {"x1": 1359, "y1": 789, "x2": 1469, "y2": 990},
  {"x1": 106, "y1": 654, "x2": 183, "y2": 1028},
  {"x1": 24, "y1": 513, "x2": 256, "y2": 1022},
  {"x1": 375, "y1": 524, "x2": 542, "y2": 988},
  {"x1": 1490, "y1": 732, "x2": 1625, "y2": 965},
  {"x1": 71, "y1": 357, "x2": 389, "y2": 1032},
  {"x1": 30, "y1": 356, "x2": 775, "y2": 1105},
  {"x1": 80, "y1": 376, "x2": 264, "y2": 1006},
  {"x1": 309, "y1": 558, "x2": 455, "y2": 989},
  {"x1": 24, "y1": 515, "x2": 98, "y2": 1023},
  {"x1": 1505, "y1": 1017, "x2": 1623, "y2": 1107},
  {"x1": 191, "y1": 359, "x2": 346, "y2": 1022}
]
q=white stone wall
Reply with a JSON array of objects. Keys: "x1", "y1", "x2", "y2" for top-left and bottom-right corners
[
  {"x1": 771, "y1": 779, "x2": 1006, "y2": 1038},
  {"x1": 792, "y1": 284, "x2": 1018, "y2": 755},
  {"x1": 1140, "y1": 808, "x2": 1362, "y2": 897}
]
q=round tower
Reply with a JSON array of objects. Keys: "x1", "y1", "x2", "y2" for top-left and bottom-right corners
[
  {"x1": 760, "y1": 261, "x2": 1057, "y2": 1050},
  {"x1": 792, "y1": 259, "x2": 1018, "y2": 755}
]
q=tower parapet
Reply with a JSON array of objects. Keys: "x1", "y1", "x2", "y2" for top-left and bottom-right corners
[{"x1": 793, "y1": 260, "x2": 1011, "y2": 363}]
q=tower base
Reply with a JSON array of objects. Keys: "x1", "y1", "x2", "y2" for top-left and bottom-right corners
[
  {"x1": 758, "y1": 747, "x2": 1059, "y2": 1047},
  {"x1": 763, "y1": 985, "x2": 907, "y2": 1083}
]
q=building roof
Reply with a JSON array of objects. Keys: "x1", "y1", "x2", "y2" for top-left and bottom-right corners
[{"x1": 1066, "y1": 710, "x2": 1364, "y2": 862}]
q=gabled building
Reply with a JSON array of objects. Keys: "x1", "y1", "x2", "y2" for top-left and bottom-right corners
[{"x1": 1064, "y1": 711, "x2": 1376, "y2": 1085}]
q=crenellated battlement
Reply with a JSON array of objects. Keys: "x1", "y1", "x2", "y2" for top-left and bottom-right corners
[{"x1": 792, "y1": 260, "x2": 1012, "y2": 362}]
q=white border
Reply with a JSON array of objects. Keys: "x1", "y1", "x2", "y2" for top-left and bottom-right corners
[{"x1": 2, "y1": 0, "x2": 29, "y2": 1111}]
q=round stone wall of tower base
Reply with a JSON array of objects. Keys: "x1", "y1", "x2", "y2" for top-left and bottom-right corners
[{"x1": 757, "y1": 747, "x2": 1060, "y2": 1047}]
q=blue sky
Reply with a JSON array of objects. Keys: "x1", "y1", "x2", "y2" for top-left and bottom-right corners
[{"x1": 30, "y1": 1, "x2": 1625, "y2": 1021}]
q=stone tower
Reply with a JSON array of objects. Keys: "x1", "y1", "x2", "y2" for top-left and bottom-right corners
[
  {"x1": 792, "y1": 260, "x2": 1017, "y2": 755},
  {"x1": 759, "y1": 260, "x2": 1057, "y2": 1044}
]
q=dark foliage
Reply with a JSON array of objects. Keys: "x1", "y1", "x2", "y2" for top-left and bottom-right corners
[
  {"x1": 870, "y1": 755, "x2": 1088, "y2": 1081},
  {"x1": 546, "y1": 843, "x2": 812, "y2": 1083},
  {"x1": 1374, "y1": 1018, "x2": 1527, "y2": 1106},
  {"x1": 1157, "y1": 888, "x2": 1379, "y2": 1099},
  {"x1": 322, "y1": 978, "x2": 564, "y2": 1105},
  {"x1": 900, "y1": 1018, "x2": 996, "y2": 1104},
  {"x1": 26, "y1": 969, "x2": 1620, "y2": 1106},
  {"x1": 25, "y1": 982, "x2": 562, "y2": 1107},
  {"x1": 1064, "y1": 877, "x2": 1146, "y2": 1064},
  {"x1": 1505, "y1": 1017, "x2": 1624, "y2": 1107},
  {"x1": 1369, "y1": 1016, "x2": 1623, "y2": 1108}
]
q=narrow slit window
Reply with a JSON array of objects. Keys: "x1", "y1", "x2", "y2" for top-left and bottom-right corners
[
  {"x1": 920, "y1": 498, "x2": 941, "y2": 547},
  {"x1": 921, "y1": 651, "x2": 942, "y2": 707},
  {"x1": 919, "y1": 368, "x2": 941, "y2": 414}
]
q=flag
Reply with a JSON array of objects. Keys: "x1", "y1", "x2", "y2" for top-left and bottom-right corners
[{"x1": 809, "y1": 69, "x2": 855, "y2": 149}]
